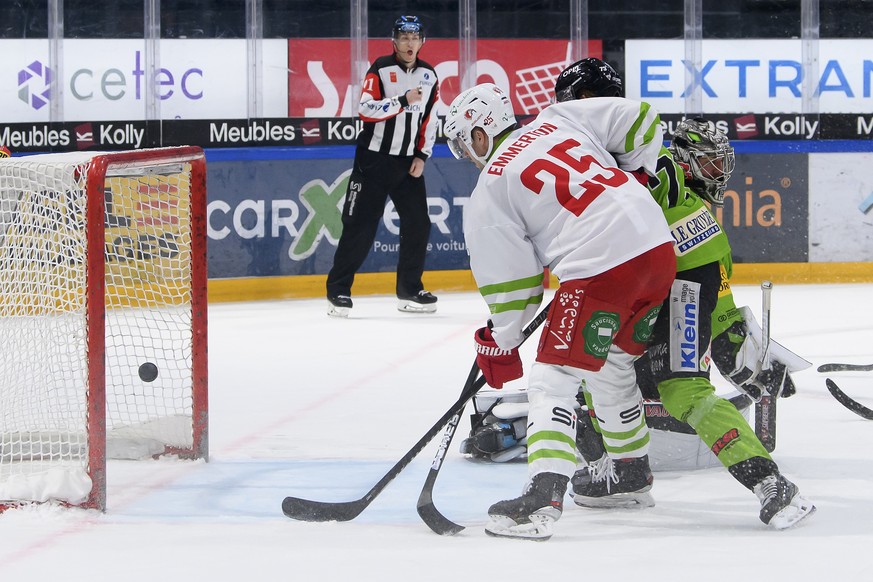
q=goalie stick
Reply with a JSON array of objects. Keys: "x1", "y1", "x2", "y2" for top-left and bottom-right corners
[
  {"x1": 416, "y1": 302, "x2": 552, "y2": 536},
  {"x1": 755, "y1": 281, "x2": 777, "y2": 452},
  {"x1": 817, "y1": 363, "x2": 873, "y2": 373},
  {"x1": 825, "y1": 378, "x2": 873, "y2": 420},
  {"x1": 281, "y1": 303, "x2": 552, "y2": 524}
]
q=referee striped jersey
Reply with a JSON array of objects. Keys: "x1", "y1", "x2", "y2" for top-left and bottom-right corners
[{"x1": 357, "y1": 54, "x2": 439, "y2": 159}]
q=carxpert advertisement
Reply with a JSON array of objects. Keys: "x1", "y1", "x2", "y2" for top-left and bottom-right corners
[{"x1": 205, "y1": 154, "x2": 481, "y2": 279}]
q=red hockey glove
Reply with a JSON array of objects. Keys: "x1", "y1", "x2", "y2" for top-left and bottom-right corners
[{"x1": 474, "y1": 326, "x2": 523, "y2": 389}]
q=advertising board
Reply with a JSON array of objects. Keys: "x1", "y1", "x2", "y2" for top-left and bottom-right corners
[
  {"x1": 4, "y1": 39, "x2": 288, "y2": 122},
  {"x1": 205, "y1": 152, "x2": 480, "y2": 279},
  {"x1": 808, "y1": 152, "x2": 873, "y2": 262},
  {"x1": 625, "y1": 39, "x2": 873, "y2": 114},
  {"x1": 288, "y1": 38, "x2": 600, "y2": 118}
]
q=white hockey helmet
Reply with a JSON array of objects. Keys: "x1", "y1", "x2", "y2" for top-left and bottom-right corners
[{"x1": 444, "y1": 83, "x2": 517, "y2": 167}]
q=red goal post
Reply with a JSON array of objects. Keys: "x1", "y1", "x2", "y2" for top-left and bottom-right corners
[{"x1": 0, "y1": 146, "x2": 207, "y2": 512}]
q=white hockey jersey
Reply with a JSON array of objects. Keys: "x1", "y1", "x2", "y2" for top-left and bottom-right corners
[{"x1": 463, "y1": 97, "x2": 672, "y2": 349}]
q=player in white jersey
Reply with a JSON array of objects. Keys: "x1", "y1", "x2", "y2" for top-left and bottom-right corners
[{"x1": 444, "y1": 83, "x2": 676, "y2": 540}]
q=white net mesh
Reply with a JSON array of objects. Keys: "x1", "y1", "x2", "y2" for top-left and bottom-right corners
[
  {"x1": 0, "y1": 150, "x2": 204, "y2": 507},
  {"x1": 514, "y1": 60, "x2": 570, "y2": 115}
]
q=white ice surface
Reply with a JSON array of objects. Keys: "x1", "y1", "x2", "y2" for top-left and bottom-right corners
[{"x1": 1, "y1": 284, "x2": 872, "y2": 581}]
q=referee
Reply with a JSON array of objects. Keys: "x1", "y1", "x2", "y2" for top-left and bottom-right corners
[{"x1": 325, "y1": 15, "x2": 439, "y2": 317}]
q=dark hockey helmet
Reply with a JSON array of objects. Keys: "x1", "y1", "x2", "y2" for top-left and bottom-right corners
[
  {"x1": 670, "y1": 118, "x2": 736, "y2": 206},
  {"x1": 554, "y1": 57, "x2": 623, "y2": 102},
  {"x1": 392, "y1": 15, "x2": 424, "y2": 40}
]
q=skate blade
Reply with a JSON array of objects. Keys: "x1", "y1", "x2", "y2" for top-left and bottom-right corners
[
  {"x1": 484, "y1": 514, "x2": 555, "y2": 541},
  {"x1": 327, "y1": 304, "x2": 350, "y2": 318},
  {"x1": 397, "y1": 300, "x2": 437, "y2": 313},
  {"x1": 572, "y1": 490, "x2": 655, "y2": 509},
  {"x1": 768, "y1": 496, "x2": 816, "y2": 530}
]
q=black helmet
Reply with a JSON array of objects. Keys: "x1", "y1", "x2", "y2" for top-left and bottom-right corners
[
  {"x1": 554, "y1": 57, "x2": 623, "y2": 102},
  {"x1": 392, "y1": 15, "x2": 424, "y2": 39},
  {"x1": 670, "y1": 118, "x2": 736, "y2": 206}
]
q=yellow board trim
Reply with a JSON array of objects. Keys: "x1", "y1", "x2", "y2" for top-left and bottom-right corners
[{"x1": 207, "y1": 263, "x2": 873, "y2": 303}]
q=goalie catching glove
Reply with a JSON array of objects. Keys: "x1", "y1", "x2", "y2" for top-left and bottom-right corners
[
  {"x1": 712, "y1": 306, "x2": 811, "y2": 402},
  {"x1": 474, "y1": 325, "x2": 523, "y2": 389}
]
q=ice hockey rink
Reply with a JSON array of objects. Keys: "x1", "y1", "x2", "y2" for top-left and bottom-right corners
[{"x1": 1, "y1": 283, "x2": 871, "y2": 581}]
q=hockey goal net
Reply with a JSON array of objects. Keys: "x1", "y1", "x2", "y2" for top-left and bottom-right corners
[{"x1": 0, "y1": 147, "x2": 207, "y2": 511}]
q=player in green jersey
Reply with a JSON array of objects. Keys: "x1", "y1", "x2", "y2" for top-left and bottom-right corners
[{"x1": 553, "y1": 58, "x2": 814, "y2": 529}]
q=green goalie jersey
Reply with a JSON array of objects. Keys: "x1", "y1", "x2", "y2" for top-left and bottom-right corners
[{"x1": 646, "y1": 146, "x2": 732, "y2": 276}]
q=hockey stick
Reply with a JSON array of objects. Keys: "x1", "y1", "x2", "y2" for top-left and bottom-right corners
[
  {"x1": 281, "y1": 373, "x2": 485, "y2": 522},
  {"x1": 825, "y1": 378, "x2": 873, "y2": 420},
  {"x1": 281, "y1": 303, "x2": 551, "y2": 523},
  {"x1": 817, "y1": 363, "x2": 873, "y2": 373},
  {"x1": 416, "y1": 302, "x2": 552, "y2": 536},
  {"x1": 755, "y1": 281, "x2": 777, "y2": 452},
  {"x1": 414, "y1": 370, "x2": 486, "y2": 536}
]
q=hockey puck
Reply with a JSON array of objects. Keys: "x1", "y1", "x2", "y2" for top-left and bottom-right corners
[{"x1": 138, "y1": 362, "x2": 159, "y2": 382}]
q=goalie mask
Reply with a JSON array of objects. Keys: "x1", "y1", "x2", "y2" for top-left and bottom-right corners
[
  {"x1": 670, "y1": 118, "x2": 736, "y2": 206},
  {"x1": 554, "y1": 57, "x2": 623, "y2": 102},
  {"x1": 444, "y1": 83, "x2": 517, "y2": 168}
]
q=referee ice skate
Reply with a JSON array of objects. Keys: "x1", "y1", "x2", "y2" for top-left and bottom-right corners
[{"x1": 325, "y1": 15, "x2": 439, "y2": 317}]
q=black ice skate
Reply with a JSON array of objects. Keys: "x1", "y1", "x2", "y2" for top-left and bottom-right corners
[
  {"x1": 327, "y1": 294, "x2": 353, "y2": 318},
  {"x1": 753, "y1": 474, "x2": 816, "y2": 530},
  {"x1": 397, "y1": 290, "x2": 438, "y2": 313},
  {"x1": 571, "y1": 454, "x2": 655, "y2": 509},
  {"x1": 485, "y1": 472, "x2": 568, "y2": 541}
]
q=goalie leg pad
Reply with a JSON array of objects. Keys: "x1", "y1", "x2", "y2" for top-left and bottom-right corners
[{"x1": 660, "y1": 377, "x2": 772, "y2": 468}]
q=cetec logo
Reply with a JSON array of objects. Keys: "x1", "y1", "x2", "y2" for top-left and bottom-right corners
[
  {"x1": 16, "y1": 52, "x2": 203, "y2": 112},
  {"x1": 18, "y1": 61, "x2": 52, "y2": 110}
]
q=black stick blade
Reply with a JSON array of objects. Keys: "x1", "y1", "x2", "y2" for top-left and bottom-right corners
[
  {"x1": 281, "y1": 496, "x2": 366, "y2": 522},
  {"x1": 417, "y1": 499, "x2": 465, "y2": 536},
  {"x1": 826, "y1": 379, "x2": 873, "y2": 420},
  {"x1": 817, "y1": 363, "x2": 873, "y2": 373}
]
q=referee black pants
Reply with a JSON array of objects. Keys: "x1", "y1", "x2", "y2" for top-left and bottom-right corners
[{"x1": 326, "y1": 147, "x2": 432, "y2": 299}]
